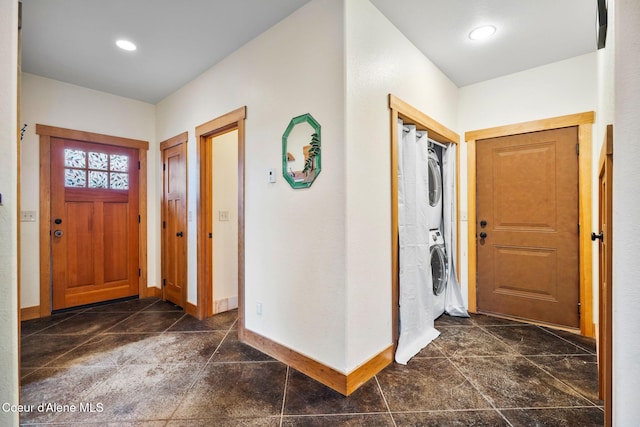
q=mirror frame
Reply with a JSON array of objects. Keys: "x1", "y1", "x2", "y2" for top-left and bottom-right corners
[{"x1": 282, "y1": 113, "x2": 322, "y2": 189}]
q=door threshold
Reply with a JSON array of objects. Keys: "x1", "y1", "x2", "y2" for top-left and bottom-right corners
[{"x1": 474, "y1": 310, "x2": 582, "y2": 336}]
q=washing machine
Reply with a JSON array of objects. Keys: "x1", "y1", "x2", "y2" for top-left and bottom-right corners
[
  {"x1": 427, "y1": 146, "x2": 443, "y2": 230},
  {"x1": 429, "y1": 228, "x2": 448, "y2": 319}
]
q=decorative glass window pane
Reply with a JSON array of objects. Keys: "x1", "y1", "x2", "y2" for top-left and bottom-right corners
[
  {"x1": 89, "y1": 152, "x2": 108, "y2": 170},
  {"x1": 64, "y1": 149, "x2": 86, "y2": 168},
  {"x1": 65, "y1": 169, "x2": 86, "y2": 187},
  {"x1": 110, "y1": 173, "x2": 129, "y2": 190},
  {"x1": 110, "y1": 154, "x2": 128, "y2": 172},
  {"x1": 88, "y1": 171, "x2": 108, "y2": 189}
]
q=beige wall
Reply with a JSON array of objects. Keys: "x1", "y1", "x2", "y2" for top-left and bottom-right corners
[
  {"x1": 156, "y1": 0, "x2": 348, "y2": 371},
  {"x1": 20, "y1": 73, "x2": 158, "y2": 308},
  {"x1": 0, "y1": 0, "x2": 20, "y2": 423},
  {"x1": 212, "y1": 130, "x2": 239, "y2": 312},
  {"x1": 613, "y1": 0, "x2": 640, "y2": 422}
]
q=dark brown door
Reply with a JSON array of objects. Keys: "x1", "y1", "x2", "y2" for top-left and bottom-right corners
[
  {"x1": 51, "y1": 138, "x2": 139, "y2": 309},
  {"x1": 161, "y1": 141, "x2": 187, "y2": 308},
  {"x1": 476, "y1": 126, "x2": 580, "y2": 328},
  {"x1": 596, "y1": 125, "x2": 612, "y2": 426}
]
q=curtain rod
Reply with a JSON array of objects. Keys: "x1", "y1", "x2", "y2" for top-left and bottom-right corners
[{"x1": 402, "y1": 126, "x2": 448, "y2": 149}]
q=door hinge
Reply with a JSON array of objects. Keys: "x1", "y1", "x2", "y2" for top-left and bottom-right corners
[
  {"x1": 138, "y1": 268, "x2": 141, "y2": 277},
  {"x1": 138, "y1": 215, "x2": 141, "y2": 223},
  {"x1": 163, "y1": 163, "x2": 166, "y2": 171},
  {"x1": 208, "y1": 232, "x2": 212, "y2": 238},
  {"x1": 576, "y1": 143, "x2": 580, "y2": 155},
  {"x1": 163, "y1": 278, "x2": 166, "y2": 287},
  {"x1": 162, "y1": 221, "x2": 166, "y2": 229},
  {"x1": 138, "y1": 161, "x2": 141, "y2": 170},
  {"x1": 578, "y1": 302, "x2": 581, "y2": 319}
]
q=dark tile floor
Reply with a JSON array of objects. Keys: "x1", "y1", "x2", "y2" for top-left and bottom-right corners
[{"x1": 20, "y1": 298, "x2": 604, "y2": 426}]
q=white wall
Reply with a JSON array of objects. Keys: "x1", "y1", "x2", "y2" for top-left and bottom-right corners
[
  {"x1": 20, "y1": 73, "x2": 158, "y2": 308},
  {"x1": 613, "y1": 0, "x2": 640, "y2": 423},
  {"x1": 212, "y1": 130, "x2": 239, "y2": 312},
  {"x1": 458, "y1": 53, "x2": 598, "y2": 311},
  {"x1": 0, "y1": 0, "x2": 20, "y2": 423},
  {"x1": 344, "y1": 0, "x2": 460, "y2": 370},
  {"x1": 156, "y1": 0, "x2": 348, "y2": 371}
]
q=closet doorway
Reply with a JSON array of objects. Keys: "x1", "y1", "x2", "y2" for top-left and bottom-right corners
[
  {"x1": 388, "y1": 94, "x2": 461, "y2": 346},
  {"x1": 196, "y1": 107, "x2": 246, "y2": 337}
]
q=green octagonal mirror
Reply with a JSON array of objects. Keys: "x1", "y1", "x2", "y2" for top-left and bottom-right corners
[{"x1": 282, "y1": 113, "x2": 321, "y2": 189}]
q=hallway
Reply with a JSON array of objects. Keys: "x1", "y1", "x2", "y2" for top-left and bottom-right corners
[{"x1": 20, "y1": 298, "x2": 603, "y2": 426}]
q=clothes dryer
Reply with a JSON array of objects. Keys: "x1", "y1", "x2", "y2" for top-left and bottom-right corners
[
  {"x1": 429, "y1": 228, "x2": 448, "y2": 319},
  {"x1": 427, "y1": 146, "x2": 443, "y2": 230}
]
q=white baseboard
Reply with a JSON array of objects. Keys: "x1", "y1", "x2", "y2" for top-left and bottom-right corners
[{"x1": 214, "y1": 296, "x2": 238, "y2": 314}]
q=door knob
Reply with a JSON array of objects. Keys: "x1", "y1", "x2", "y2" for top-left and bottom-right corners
[
  {"x1": 591, "y1": 231, "x2": 604, "y2": 242},
  {"x1": 479, "y1": 232, "x2": 487, "y2": 239},
  {"x1": 54, "y1": 218, "x2": 63, "y2": 225},
  {"x1": 176, "y1": 231, "x2": 183, "y2": 237},
  {"x1": 53, "y1": 230, "x2": 64, "y2": 238},
  {"x1": 480, "y1": 220, "x2": 487, "y2": 228}
]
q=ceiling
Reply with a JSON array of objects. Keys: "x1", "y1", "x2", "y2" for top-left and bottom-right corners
[{"x1": 21, "y1": 0, "x2": 597, "y2": 104}]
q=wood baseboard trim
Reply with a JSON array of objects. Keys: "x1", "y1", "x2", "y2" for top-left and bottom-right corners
[
  {"x1": 144, "y1": 287, "x2": 162, "y2": 298},
  {"x1": 184, "y1": 301, "x2": 198, "y2": 318},
  {"x1": 21, "y1": 306, "x2": 41, "y2": 321},
  {"x1": 346, "y1": 344, "x2": 394, "y2": 395},
  {"x1": 242, "y1": 328, "x2": 392, "y2": 396}
]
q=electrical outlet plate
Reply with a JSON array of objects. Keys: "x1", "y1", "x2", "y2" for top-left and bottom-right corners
[{"x1": 219, "y1": 210, "x2": 229, "y2": 221}]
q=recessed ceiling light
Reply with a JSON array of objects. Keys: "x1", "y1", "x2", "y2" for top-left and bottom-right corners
[
  {"x1": 469, "y1": 25, "x2": 497, "y2": 41},
  {"x1": 116, "y1": 39, "x2": 137, "y2": 51}
]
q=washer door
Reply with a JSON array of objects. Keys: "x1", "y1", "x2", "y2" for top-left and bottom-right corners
[
  {"x1": 428, "y1": 156, "x2": 442, "y2": 207},
  {"x1": 431, "y1": 245, "x2": 447, "y2": 296}
]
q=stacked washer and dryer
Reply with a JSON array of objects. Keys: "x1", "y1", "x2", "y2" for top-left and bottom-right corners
[{"x1": 425, "y1": 138, "x2": 449, "y2": 319}]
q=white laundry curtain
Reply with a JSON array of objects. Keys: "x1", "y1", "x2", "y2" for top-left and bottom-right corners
[
  {"x1": 395, "y1": 121, "x2": 440, "y2": 364},
  {"x1": 442, "y1": 144, "x2": 469, "y2": 317}
]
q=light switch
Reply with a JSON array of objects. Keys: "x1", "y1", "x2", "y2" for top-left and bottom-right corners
[
  {"x1": 21, "y1": 211, "x2": 37, "y2": 222},
  {"x1": 267, "y1": 168, "x2": 276, "y2": 183}
]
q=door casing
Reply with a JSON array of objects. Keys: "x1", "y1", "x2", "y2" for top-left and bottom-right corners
[
  {"x1": 195, "y1": 107, "x2": 246, "y2": 338},
  {"x1": 597, "y1": 124, "x2": 613, "y2": 426},
  {"x1": 465, "y1": 112, "x2": 595, "y2": 337},
  {"x1": 37, "y1": 124, "x2": 149, "y2": 317}
]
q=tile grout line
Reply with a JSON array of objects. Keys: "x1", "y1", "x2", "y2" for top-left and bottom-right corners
[
  {"x1": 439, "y1": 320, "x2": 515, "y2": 427},
  {"x1": 279, "y1": 366, "x2": 290, "y2": 427},
  {"x1": 165, "y1": 312, "x2": 239, "y2": 422},
  {"x1": 374, "y1": 375, "x2": 397, "y2": 427},
  {"x1": 535, "y1": 324, "x2": 597, "y2": 354},
  {"x1": 520, "y1": 353, "x2": 602, "y2": 408},
  {"x1": 35, "y1": 304, "x2": 163, "y2": 425},
  {"x1": 474, "y1": 321, "x2": 600, "y2": 408}
]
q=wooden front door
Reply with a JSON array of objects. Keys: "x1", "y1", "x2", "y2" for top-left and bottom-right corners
[
  {"x1": 161, "y1": 138, "x2": 187, "y2": 308},
  {"x1": 476, "y1": 126, "x2": 580, "y2": 328},
  {"x1": 51, "y1": 138, "x2": 139, "y2": 310},
  {"x1": 596, "y1": 125, "x2": 613, "y2": 426}
]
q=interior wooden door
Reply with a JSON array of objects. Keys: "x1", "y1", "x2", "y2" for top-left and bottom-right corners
[
  {"x1": 596, "y1": 125, "x2": 613, "y2": 426},
  {"x1": 476, "y1": 126, "x2": 580, "y2": 328},
  {"x1": 161, "y1": 140, "x2": 187, "y2": 308},
  {"x1": 51, "y1": 138, "x2": 139, "y2": 310}
]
